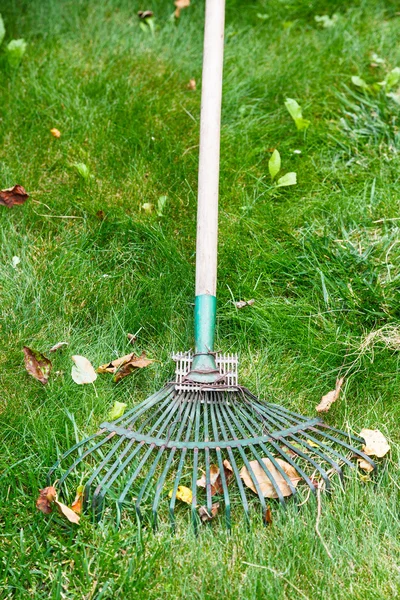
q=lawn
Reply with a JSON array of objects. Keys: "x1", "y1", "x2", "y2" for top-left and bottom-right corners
[{"x1": 1, "y1": 0, "x2": 400, "y2": 598}]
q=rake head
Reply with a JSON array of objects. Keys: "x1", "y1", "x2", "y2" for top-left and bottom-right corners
[{"x1": 48, "y1": 354, "x2": 375, "y2": 530}]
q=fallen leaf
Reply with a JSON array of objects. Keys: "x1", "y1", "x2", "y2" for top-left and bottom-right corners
[
  {"x1": 235, "y1": 299, "x2": 255, "y2": 309},
  {"x1": 141, "y1": 202, "x2": 154, "y2": 213},
  {"x1": 71, "y1": 355, "x2": 97, "y2": 384},
  {"x1": 197, "y1": 460, "x2": 233, "y2": 495},
  {"x1": 0, "y1": 185, "x2": 29, "y2": 207},
  {"x1": 357, "y1": 458, "x2": 374, "y2": 473},
  {"x1": 360, "y1": 429, "x2": 390, "y2": 458},
  {"x1": 71, "y1": 485, "x2": 84, "y2": 514},
  {"x1": 50, "y1": 128, "x2": 61, "y2": 138},
  {"x1": 127, "y1": 333, "x2": 137, "y2": 344},
  {"x1": 199, "y1": 502, "x2": 219, "y2": 523},
  {"x1": 114, "y1": 352, "x2": 155, "y2": 382},
  {"x1": 306, "y1": 439, "x2": 320, "y2": 448},
  {"x1": 137, "y1": 10, "x2": 153, "y2": 19},
  {"x1": 174, "y1": 0, "x2": 190, "y2": 18},
  {"x1": 265, "y1": 505, "x2": 273, "y2": 524},
  {"x1": 240, "y1": 458, "x2": 302, "y2": 498},
  {"x1": 55, "y1": 499, "x2": 80, "y2": 524},
  {"x1": 23, "y1": 347, "x2": 52, "y2": 385},
  {"x1": 316, "y1": 377, "x2": 344, "y2": 413},
  {"x1": 187, "y1": 78, "x2": 196, "y2": 90},
  {"x1": 96, "y1": 209, "x2": 105, "y2": 220},
  {"x1": 11, "y1": 256, "x2": 21, "y2": 268},
  {"x1": 168, "y1": 485, "x2": 192, "y2": 504},
  {"x1": 36, "y1": 486, "x2": 57, "y2": 514},
  {"x1": 49, "y1": 341, "x2": 68, "y2": 353},
  {"x1": 108, "y1": 401, "x2": 127, "y2": 421},
  {"x1": 284, "y1": 98, "x2": 310, "y2": 131},
  {"x1": 276, "y1": 172, "x2": 297, "y2": 187},
  {"x1": 98, "y1": 353, "x2": 136, "y2": 374}
]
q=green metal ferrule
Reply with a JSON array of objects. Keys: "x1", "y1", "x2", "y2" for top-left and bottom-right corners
[{"x1": 187, "y1": 294, "x2": 219, "y2": 383}]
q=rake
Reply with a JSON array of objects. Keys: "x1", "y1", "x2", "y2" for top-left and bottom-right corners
[{"x1": 48, "y1": 0, "x2": 375, "y2": 530}]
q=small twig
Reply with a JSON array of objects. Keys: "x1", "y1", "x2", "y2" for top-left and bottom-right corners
[
  {"x1": 32, "y1": 199, "x2": 53, "y2": 211},
  {"x1": 242, "y1": 563, "x2": 310, "y2": 599},
  {"x1": 315, "y1": 485, "x2": 333, "y2": 560},
  {"x1": 373, "y1": 217, "x2": 400, "y2": 223},
  {"x1": 182, "y1": 144, "x2": 199, "y2": 156}
]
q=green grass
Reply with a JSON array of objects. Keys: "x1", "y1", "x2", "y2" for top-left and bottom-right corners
[{"x1": 1, "y1": 0, "x2": 400, "y2": 598}]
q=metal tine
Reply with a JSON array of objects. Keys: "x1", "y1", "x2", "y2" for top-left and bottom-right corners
[
  {"x1": 125, "y1": 389, "x2": 178, "y2": 434},
  {"x1": 135, "y1": 395, "x2": 189, "y2": 524},
  {"x1": 239, "y1": 395, "x2": 317, "y2": 493},
  {"x1": 191, "y1": 396, "x2": 202, "y2": 535},
  {"x1": 48, "y1": 431, "x2": 103, "y2": 482},
  {"x1": 217, "y1": 396, "x2": 279, "y2": 512},
  {"x1": 169, "y1": 392, "x2": 197, "y2": 532},
  {"x1": 209, "y1": 395, "x2": 231, "y2": 530},
  {"x1": 242, "y1": 399, "x2": 332, "y2": 488},
  {"x1": 106, "y1": 385, "x2": 175, "y2": 428},
  {"x1": 212, "y1": 393, "x2": 250, "y2": 524},
  {"x1": 151, "y1": 398, "x2": 195, "y2": 530},
  {"x1": 57, "y1": 432, "x2": 118, "y2": 488},
  {"x1": 225, "y1": 400, "x2": 293, "y2": 503},
  {"x1": 83, "y1": 436, "x2": 126, "y2": 508},
  {"x1": 203, "y1": 398, "x2": 213, "y2": 516},
  {"x1": 248, "y1": 402, "x2": 345, "y2": 477},
  {"x1": 311, "y1": 425, "x2": 376, "y2": 468},
  {"x1": 95, "y1": 394, "x2": 184, "y2": 515}
]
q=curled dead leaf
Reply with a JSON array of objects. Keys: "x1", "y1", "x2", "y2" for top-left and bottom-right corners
[
  {"x1": 36, "y1": 486, "x2": 57, "y2": 514},
  {"x1": 114, "y1": 352, "x2": 155, "y2": 382},
  {"x1": 265, "y1": 505, "x2": 273, "y2": 524},
  {"x1": 23, "y1": 347, "x2": 52, "y2": 385},
  {"x1": 0, "y1": 185, "x2": 29, "y2": 207},
  {"x1": 71, "y1": 485, "x2": 84, "y2": 514},
  {"x1": 199, "y1": 502, "x2": 219, "y2": 523},
  {"x1": 127, "y1": 333, "x2": 137, "y2": 344},
  {"x1": 240, "y1": 458, "x2": 301, "y2": 498},
  {"x1": 360, "y1": 429, "x2": 390, "y2": 458},
  {"x1": 235, "y1": 299, "x2": 255, "y2": 309},
  {"x1": 196, "y1": 460, "x2": 233, "y2": 496},
  {"x1": 187, "y1": 78, "x2": 196, "y2": 90},
  {"x1": 316, "y1": 377, "x2": 344, "y2": 413},
  {"x1": 50, "y1": 128, "x2": 61, "y2": 138},
  {"x1": 357, "y1": 458, "x2": 374, "y2": 473},
  {"x1": 138, "y1": 10, "x2": 153, "y2": 19},
  {"x1": 49, "y1": 341, "x2": 68, "y2": 353},
  {"x1": 174, "y1": 0, "x2": 190, "y2": 18}
]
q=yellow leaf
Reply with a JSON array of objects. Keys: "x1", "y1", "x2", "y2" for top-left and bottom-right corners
[
  {"x1": 359, "y1": 429, "x2": 390, "y2": 458},
  {"x1": 240, "y1": 458, "x2": 301, "y2": 498},
  {"x1": 50, "y1": 128, "x2": 61, "y2": 138},
  {"x1": 71, "y1": 485, "x2": 85, "y2": 514},
  {"x1": 168, "y1": 485, "x2": 192, "y2": 504},
  {"x1": 174, "y1": 0, "x2": 190, "y2": 17},
  {"x1": 306, "y1": 439, "x2": 320, "y2": 448}
]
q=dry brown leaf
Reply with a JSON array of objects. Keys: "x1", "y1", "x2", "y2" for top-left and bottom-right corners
[
  {"x1": 97, "y1": 353, "x2": 136, "y2": 374},
  {"x1": 50, "y1": 128, "x2": 61, "y2": 138},
  {"x1": 55, "y1": 499, "x2": 80, "y2": 524},
  {"x1": 187, "y1": 78, "x2": 196, "y2": 90},
  {"x1": 36, "y1": 486, "x2": 57, "y2": 514},
  {"x1": 240, "y1": 458, "x2": 301, "y2": 498},
  {"x1": 196, "y1": 460, "x2": 233, "y2": 496},
  {"x1": 0, "y1": 185, "x2": 29, "y2": 207},
  {"x1": 199, "y1": 502, "x2": 220, "y2": 523},
  {"x1": 174, "y1": 0, "x2": 190, "y2": 18},
  {"x1": 235, "y1": 299, "x2": 255, "y2": 309},
  {"x1": 114, "y1": 352, "x2": 154, "y2": 382},
  {"x1": 360, "y1": 429, "x2": 390, "y2": 458},
  {"x1": 127, "y1": 333, "x2": 137, "y2": 344},
  {"x1": 357, "y1": 458, "x2": 374, "y2": 473},
  {"x1": 137, "y1": 10, "x2": 153, "y2": 19},
  {"x1": 23, "y1": 347, "x2": 52, "y2": 385},
  {"x1": 265, "y1": 505, "x2": 273, "y2": 524},
  {"x1": 71, "y1": 485, "x2": 84, "y2": 514},
  {"x1": 316, "y1": 377, "x2": 344, "y2": 413},
  {"x1": 49, "y1": 341, "x2": 68, "y2": 353}
]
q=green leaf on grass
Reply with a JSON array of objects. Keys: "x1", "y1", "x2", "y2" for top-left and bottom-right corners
[
  {"x1": 73, "y1": 162, "x2": 90, "y2": 180},
  {"x1": 284, "y1": 98, "x2": 310, "y2": 131},
  {"x1": 380, "y1": 67, "x2": 400, "y2": 90},
  {"x1": 157, "y1": 195, "x2": 167, "y2": 216},
  {"x1": 0, "y1": 14, "x2": 5, "y2": 46},
  {"x1": 108, "y1": 401, "x2": 127, "y2": 421},
  {"x1": 351, "y1": 76, "x2": 369, "y2": 91},
  {"x1": 6, "y1": 39, "x2": 27, "y2": 68},
  {"x1": 268, "y1": 149, "x2": 281, "y2": 181},
  {"x1": 276, "y1": 172, "x2": 297, "y2": 187}
]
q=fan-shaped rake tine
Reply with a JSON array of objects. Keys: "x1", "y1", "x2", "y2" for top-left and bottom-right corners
[
  {"x1": 95, "y1": 394, "x2": 184, "y2": 518},
  {"x1": 151, "y1": 399, "x2": 195, "y2": 530},
  {"x1": 168, "y1": 392, "x2": 198, "y2": 532},
  {"x1": 107, "y1": 385, "x2": 174, "y2": 429},
  {"x1": 212, "y1": 396, "x2": 250, "y2": 524},
  {"x1": 47, "y1": 431, "x2": 103, "y2": 483},
  {"x1": 252, "y1": 405, "x2": 345, "y2": 479},
  {"x1": 135, "y1": 399, "x2": 190, "y2": 525},
  {"x1": 313, "y1": 425, "x2": 376, "y2": 470},
  {"x1": 83, "y1": 436, "x2": 126, "y2": 508},
  {"x1": 203, "y1": 400, "x2": 213, "y2": 517},
  {"x1": 217, "y1": 398, "x2": 282, "y2": 512},
  {"x1": 236, "y1": 397, "x2": 317, "y2": 493},
  {"x1": 225, "y1": 400, "x2": 294, "y2": 503},
  {"x1": 209, "y1": 396, "x2": 231, "y2": 529},
  {"x1": 190, "y1": 396, "x2": 203, "y2": 535}
]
